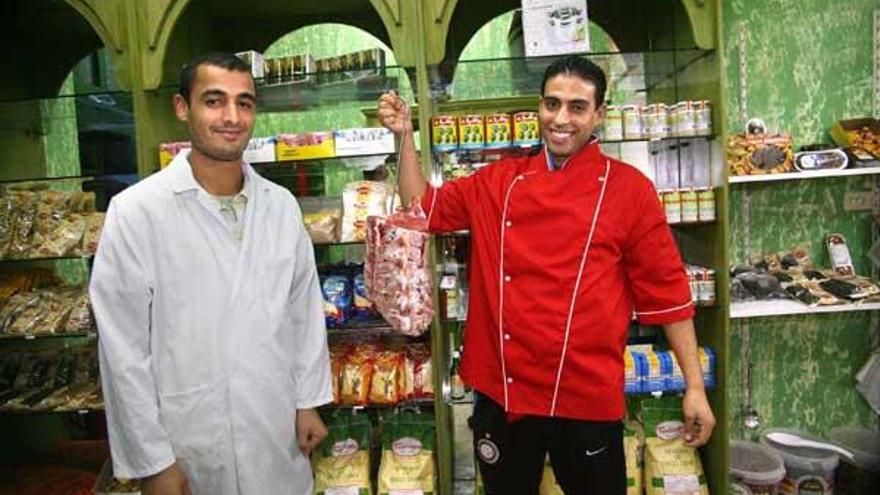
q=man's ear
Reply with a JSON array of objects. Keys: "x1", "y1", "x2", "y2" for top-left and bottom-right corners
[
  {"x1": 173, "y1": 94, "x2": 189, "y2": 123},
  {"x1": 596, "y1": 102, "x2": 607, "y2": 122}
]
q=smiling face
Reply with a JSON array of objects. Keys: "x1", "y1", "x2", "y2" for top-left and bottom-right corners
[
  {"x1": 173, "y1": 64, "x2": 256, "y2": 163},
  {"x1": 539, "y1": 73, "x2": 605, "y2": 163}
]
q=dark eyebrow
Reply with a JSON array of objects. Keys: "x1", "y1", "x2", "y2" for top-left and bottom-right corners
[{"x1": 198, "y1": 89, "x2": 256, "y2": 102}]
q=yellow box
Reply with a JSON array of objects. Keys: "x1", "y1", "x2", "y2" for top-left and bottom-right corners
[
  {"x1": 830, "y1": 118, "x2": 880, "y2": 148},
  {"x1": 159, "y1": 141, "x2": 191, "y2": 168},
  {"x1": 275, "y1": 132, "x2": 336, "y2": 160}
]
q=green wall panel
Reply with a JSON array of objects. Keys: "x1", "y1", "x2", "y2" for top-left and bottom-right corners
[{"x1": 724, "y1": 0, "x2": 880, "y2": 438}]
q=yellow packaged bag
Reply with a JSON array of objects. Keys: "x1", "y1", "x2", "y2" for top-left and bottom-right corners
[
  {"x1": 624, "y1": 420, "x2": 644, "y2": 495},
  {"x1": 643, "y1": 402, "x2": 709, "y2": 495},
  {"x1": 378, "y1": 412, "x2": 435, "y2": 495},
  {"x1": 538, "y1": 461, "x2": 564, "y2": 495},
  {"x1": 313, "y1": 414, "x2": 373, "y2": 495}
]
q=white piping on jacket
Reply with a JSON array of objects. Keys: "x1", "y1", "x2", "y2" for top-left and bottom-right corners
[
  {"x1": 549, "y1": 159, "x2": 611, "y2": 416},
  {"x1": 426, "y1": 186, "x2": 438, "y2": 226},
  {"x1": 635, "y1": 300, "x2": 694, "y2": 316},
  {"x1": 498, "y1": 171, "x2": 535, "y2": 409}
]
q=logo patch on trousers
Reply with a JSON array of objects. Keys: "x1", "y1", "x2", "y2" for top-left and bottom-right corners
[{"x1": 477, "y1": 439, "x2": 500, "y2": 464}]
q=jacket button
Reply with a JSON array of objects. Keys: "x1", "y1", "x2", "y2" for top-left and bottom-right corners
[
  {"x1": 507, "y1": 377, "x2": 514, "y2": 384},
  {"x1": 506, "y1": 221, "x2": 512, "y2": 227},
  {"x1": 504, "y1": 275, "x2": 511, "y2": 282},
  {"x1": 504, "y1": 334, "x2": 510, "y2": 341}
]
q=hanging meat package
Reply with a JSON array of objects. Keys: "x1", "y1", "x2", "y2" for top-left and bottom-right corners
[{"x1": 365, "y1": 203, "x2": 434, "y2": 336}]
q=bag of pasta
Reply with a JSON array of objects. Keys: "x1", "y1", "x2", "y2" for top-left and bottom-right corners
[
  {"x1": 339, "y1": 345, "x2": 376, "y2": 406},
  {"x1": 313, "y1": 413, "x2": 373, "y2": 495},
  {"x1": 378, "y1": 411, "x2": 436, "y2": 495},
  {"x1": 643, "y1": 399, "x2": 709, "y2": 495},
  {"x1": 624, "y1": 419, "x2": 644, "y2": 495},
  {"x1": 369, "y1": 349, "x2": 404, "y2": 405},
  {"x1": 538, "y1": 457, "x2": 564, "y2": 495}
]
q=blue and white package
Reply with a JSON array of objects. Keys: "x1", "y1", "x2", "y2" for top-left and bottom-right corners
[
  {"x1": 321, "y1": 274, "x2": 352, "y2": 327},
  {"x1": 351, "y1": 273, "x2": 377, "y2": 321},
  {"x1": 700, "y1": 346, "x2": 716, "y2": 389},
  {"x1": 641, "y1": 350, "x2": 665, "y2": 393}
]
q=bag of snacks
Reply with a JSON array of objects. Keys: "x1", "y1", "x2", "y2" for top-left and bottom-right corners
[
  {"x1": 378, "y1": 412, "x2": 436, "y2": 495},
  {"x1": 643, "y1": 400, "x2": 709, "y2": 495},
  {"x1": 342, "y1": 181, "x2": 388, "y2": 242},
  {"x1": 313, "y1": 414, "x2": 373, "y2": 495},
  {"x1": 403, "y1": 344, "x2": 433, "y2": 400},
  {"x1": 369, "y1": 349, "x2": 404, "y2": 405},
  {"x1": 339, "y1": 346, "x2": 376, "y2": 406}
]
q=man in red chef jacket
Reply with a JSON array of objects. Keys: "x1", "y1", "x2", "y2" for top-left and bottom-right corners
[{"x1": 378, "y1": 56, "x2": 715, "y2": 494}]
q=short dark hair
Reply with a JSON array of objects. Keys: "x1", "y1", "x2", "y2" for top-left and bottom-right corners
[
  {"x1": 541, "y1": 56, "x2": 607, "y2": 107},
  {"x1": 178, "y1": 52, "x2": 252, "y2": 102}
]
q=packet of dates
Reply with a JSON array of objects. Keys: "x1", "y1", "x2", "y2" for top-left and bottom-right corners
[{"x1": 365, "y1": 202, "x2": 434, "y2": 336}]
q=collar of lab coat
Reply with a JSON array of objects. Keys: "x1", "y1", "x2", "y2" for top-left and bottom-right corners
[{"x1": 166, "y1": 149, "x2": 269, "y2": 199}]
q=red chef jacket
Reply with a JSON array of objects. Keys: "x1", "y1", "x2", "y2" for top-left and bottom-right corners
[{"x1": 421, "y1": 141, "x2": 694, "y2": 420}]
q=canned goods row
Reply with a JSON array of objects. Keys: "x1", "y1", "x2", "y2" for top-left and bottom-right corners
[
  {"x1": 685, "y1": 264, "x2": 716, "y2": 306},
  {"x1": 262, "y1": 48, "x2": 385, "y2": 86},
  {"x1": 625, "y1": 346, "x2": 716, "y2": 395},
  {"x1": 263, "y1": 54, "x2": 316, "y2": 85},
  {"x1": 432, "y1": 112, "x2": 541, "y2": 151},
  {"x1": 603, "y1": 100, "x2": 713, "y2": 140},
  {"x1": 660, "y1": 188, "x2": 715, "y2": 224}
]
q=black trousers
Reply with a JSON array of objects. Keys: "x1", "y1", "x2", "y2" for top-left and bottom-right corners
[{"x1": 469, "y1": 394, "x2": 626, "y2": 495}]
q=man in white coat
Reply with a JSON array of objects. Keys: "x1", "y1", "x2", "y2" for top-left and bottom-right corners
[{"x1": 90, "y1": 52, "x2": 333, "y2": 495}]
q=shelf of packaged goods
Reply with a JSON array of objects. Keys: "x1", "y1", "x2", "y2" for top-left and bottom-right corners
[
  {"x1": 0, "y1": 332, "x2": 95, "y2": 341},
  {"x1": 256, "y1": 72, "x2": 400, "y2": 113},
  {"x1": 728, "y1": 167, "x2": 880, "y2": 184},
  {"x1": 730, "y1": 299, "x2": 880, "y2": 318},
  {"x1": 326, "y1": 321, "x2": 430, "y2": 339},
  {"x1": 432, "y1": 135, "x2": 714, "y2": 157},
  {"x1": 320, "y1": 399, "x2": 435, "y2": 412},
  {"x1": 251, "y1": 152, "x2": 396, "y2": 170}
]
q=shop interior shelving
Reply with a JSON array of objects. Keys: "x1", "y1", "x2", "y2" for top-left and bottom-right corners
[
  {"x1": 729, "y1": 166, "x2": 880, "y2": 183},
  {"x1": 1, "y1": 0, "x2": 728, "y2": 493},
  {"x1": 730, "y1": 300, "x2": 880, "y2": 319}
]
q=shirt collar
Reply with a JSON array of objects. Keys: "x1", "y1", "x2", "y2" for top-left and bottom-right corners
[
  {"x1": 545, "y1": 135, "x2": 600, "y2": 171},
  {"x1": 168, "y1": 149, "x2": 260, "y2": 199}
]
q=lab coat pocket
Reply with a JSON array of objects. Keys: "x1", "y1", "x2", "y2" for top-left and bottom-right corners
[
  {"x1": 159, "y1": 381, "x2": 226, "y2": 492},
  {"x1": 258, "y1": 256, "x2": 297, "y2": 302}
]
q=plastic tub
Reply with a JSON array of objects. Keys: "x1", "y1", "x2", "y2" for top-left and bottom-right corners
[
  {"x1": 828, "y1": 427, "x2": 880, "y2": 495},
  {"x1": 730, "y1": 441, "x2": 786, "y2": 494},
  {"x1": 760, "y1": 428, "x2": 838, "y2": 495}
]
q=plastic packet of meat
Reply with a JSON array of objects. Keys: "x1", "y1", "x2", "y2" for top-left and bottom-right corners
[{"x1": 365, "y1": 203, "x2": 434, "y2": 336}]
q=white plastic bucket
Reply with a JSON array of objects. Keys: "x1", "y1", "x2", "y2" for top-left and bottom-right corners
[
  {"x1": 731, "y1": 440, "x2": 786, "y2": 494},
  {"x1": 761, "y1": 428, "x2": 838, "y2": 495}
]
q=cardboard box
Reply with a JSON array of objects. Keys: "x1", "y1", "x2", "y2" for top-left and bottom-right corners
[
  {"x1": 276, "y1": 132, "x2": 335, "y2": 160},
  {"x1": 243, "y1": 137, "x2": 276, "y2": 163},
  {"x1": 726, "y1": 133, "x2": 794, "y2": 176},
  {"x1": 521, "y1": 0, "x2": 590, "y2": 57},
  {"x1": 158, "y1": 141, "x2": 191, "y2": 168},
  {"x1": 334, "y1": 127, "x2": 395, "y2": 157},
  {"x1": 830, "y1": 118, "x2": 880, "y2": 148},
  {"x1": 235, "y1": 50, "x2": 265, "y2": 79},
  {"x1": 830, "y1": 118, "x2": 880, "y2": 167}
]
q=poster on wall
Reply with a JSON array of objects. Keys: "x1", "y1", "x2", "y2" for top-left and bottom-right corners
[{"x1": 521, "y1": 0, "x2": 590, "y2": 57}]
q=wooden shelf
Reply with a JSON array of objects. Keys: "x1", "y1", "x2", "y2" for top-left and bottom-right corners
[
  {"x1": 730, "y1": 300, "x2": 880, "y2": 318},
  {"x1": 729, "y1": 167, "x2": 880, "y2": 184}
]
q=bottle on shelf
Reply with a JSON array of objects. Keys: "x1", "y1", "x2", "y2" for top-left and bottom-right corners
[{"x1": 450, "y1": 350, "x2": 465, "y2": 401}]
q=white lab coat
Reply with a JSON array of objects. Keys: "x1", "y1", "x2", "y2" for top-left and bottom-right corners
[{"x1": 90, "y1": 151, "x2": 333, "y2": 494}]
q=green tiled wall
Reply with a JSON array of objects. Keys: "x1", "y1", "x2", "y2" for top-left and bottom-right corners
[{"x1": 724, "y1": 0, "x2": 880, "y2": 438}]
